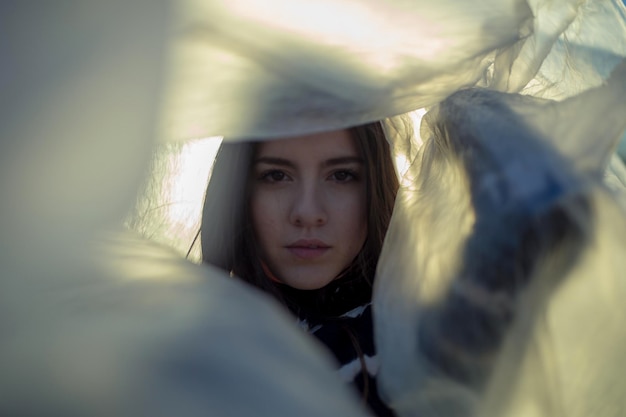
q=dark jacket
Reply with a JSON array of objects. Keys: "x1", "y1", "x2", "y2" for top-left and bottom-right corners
[{"x1": 277, "y1": 273, "x2": 396, "y2": 417}]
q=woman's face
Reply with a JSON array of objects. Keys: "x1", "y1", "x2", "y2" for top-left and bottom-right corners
[{"x1": 250, "y1": 130, "x2": 368, "y2": 290}]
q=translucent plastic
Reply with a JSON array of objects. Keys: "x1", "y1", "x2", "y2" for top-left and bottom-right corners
[{"x1": 3, "y1": 1, "x2": 626, "y2": 416}]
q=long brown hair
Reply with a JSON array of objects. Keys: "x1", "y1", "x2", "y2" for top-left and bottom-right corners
[{"x1": 200, "y1": 122, "x2": 399, "y2": 297}]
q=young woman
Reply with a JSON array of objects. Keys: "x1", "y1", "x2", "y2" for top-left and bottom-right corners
[{"x1": 201, "y1": 122, "x2": 399, "y2": 416}]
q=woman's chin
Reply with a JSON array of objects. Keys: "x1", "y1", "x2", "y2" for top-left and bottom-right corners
[{"x1": 277, "y1": 268, "x2": 338, "y2": 291}]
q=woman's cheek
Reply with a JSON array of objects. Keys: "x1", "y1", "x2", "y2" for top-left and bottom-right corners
[
  {"x1": 252, "y1": 190, "x2": 283, "y2": 230},
  {"x1": 334, "y1": 186, "x2": 366, "y2": 212}
]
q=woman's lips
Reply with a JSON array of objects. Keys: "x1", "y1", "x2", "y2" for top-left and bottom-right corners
[
  {"x1": 287, "y1": 247, "x2": 329, "y2": 259},
  {"x1": 286, "y1": 239, "x2": 330, "y2": 259}
]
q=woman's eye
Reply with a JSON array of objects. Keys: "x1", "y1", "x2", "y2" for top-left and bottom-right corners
[
  {"x1": 260, "y1": 170, "x2": 287, "y2": 182},
  {"x1": 331, "y1": 170, "x2": 357, "y2": 182}
]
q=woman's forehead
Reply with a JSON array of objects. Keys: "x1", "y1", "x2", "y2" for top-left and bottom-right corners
[{"x1": 256, "y1": 129, "x2": 358, "y2": 158}]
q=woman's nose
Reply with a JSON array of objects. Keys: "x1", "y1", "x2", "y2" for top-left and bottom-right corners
[{"x1": 289, "y1": 183, "x2": 327, "y2": 227}]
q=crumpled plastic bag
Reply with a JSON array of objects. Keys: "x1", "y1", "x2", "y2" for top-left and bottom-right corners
[{"x1": 375, "y1": 61, "x2": 626, "y2": 417}]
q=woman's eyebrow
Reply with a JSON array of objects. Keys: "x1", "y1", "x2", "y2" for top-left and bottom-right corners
[
  {"x1": 254, "y1": 156, "x2": 295, "y2": 168},
  {"x1": 323, "y1": 156, "x2": 364, "y2": 167},
  {"x1": 254, "y1": 156, "x2": 363, "y2": 167}
]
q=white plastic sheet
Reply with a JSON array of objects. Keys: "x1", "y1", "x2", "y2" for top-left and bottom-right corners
[
  {"x1": 0, "y1": 3, "x2": 370, "y2": 416},
  {"x1": 163, "y1": 0, "x2": 534, "y2": 139},
  {"x1": 3, "y1": 0, "x2": 626, "y2": 416},
  {"x1": 375, "y1": 63, "x2": 626, "y2": 417},
  {"x1": 161, "y1": 0, "x2": 626, "y2": 140}
]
